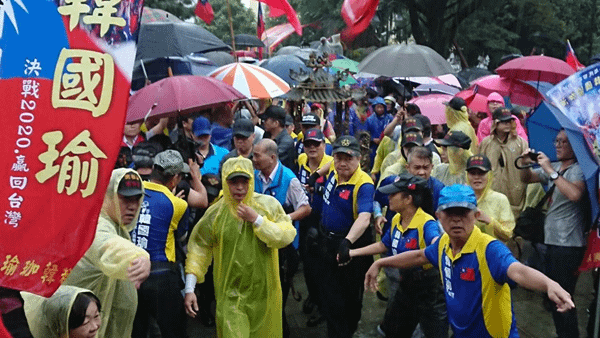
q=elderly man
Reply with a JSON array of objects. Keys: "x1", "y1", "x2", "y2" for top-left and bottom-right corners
[
  {"x1": 63, "y1": 169, "x2": 151, "y2": 338},
  {"x1": 184, "y1": 157, "x2": 296, "y2": 337},
  {"x1": 519, "y1": 130, "x2": 587, "y2": 338},
  {"x1": 315, "y1": 135, "x2": 375, "y2": 338}
]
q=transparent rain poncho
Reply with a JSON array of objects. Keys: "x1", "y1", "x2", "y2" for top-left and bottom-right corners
[
  {"x1": 185, "y1": 157, "x2": 296, "y2": 337},
  {"x1": 431, "y1": 146, "x2": 473, "y2": 186},
  {"x1": 445, "y1": 105, "x2": 478, "y2": 154},
  {"x1": 22, "y1": 285, "x2": 96, "y2": 338},
  {"x1": 63, "y1": 168, "x2": 148, "y2": 338},
  {"x1": 472, "y1": 171, "x2": 515, "y2": 241}
]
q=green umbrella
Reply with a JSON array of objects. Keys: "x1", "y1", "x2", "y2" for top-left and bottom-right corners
[{"x1": 331, "y1": 59, "x2": 359, "y2": 86}]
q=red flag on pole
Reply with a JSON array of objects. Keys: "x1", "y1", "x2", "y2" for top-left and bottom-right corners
[
  {"x1": 195, "y1": 0, "x2": 214, "y2": 25},
  {"x1": 340, "y1": 0, "x2": 379, "y2": 42},
  {"x1": 259, "y1": 0, "x2": 302, "y2": 36},
  {"x1": 257, "y1": 3, "x2": 265, "y2": 60},
  {"x1": 566, "y1": 40, "x2": 585, "y2": 71}
]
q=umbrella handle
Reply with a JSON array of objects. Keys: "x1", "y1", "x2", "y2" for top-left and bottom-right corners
[{"x1": 514, "y1": 155, "x2": 536, "y2": 169}]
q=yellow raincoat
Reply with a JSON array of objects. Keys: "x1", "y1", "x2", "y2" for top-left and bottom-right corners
[
  {"x1": 479, "y1": 120, "x2": 528, "y2": 217},
  {"x1": 63, "y1": 168, "x2": 148, "y2": 338},
  {"x1": 445, "y1": 105, "x2": 478, "y2": 154},
  {"x1": 22, "y1": 286, "x2": 96, "y2": 338},
  {"x1": 185, "y1": 157, "x2": 296, "y2": 338},
  {"x1": 431, "y1": 147, "x2": 473, "y2": 186},
  {"x1": 472, "y1": 171, "x2": 515, "y2": 241},
  {"x1": 372, "y1": 136, "x2": 396, "y2": 174}
]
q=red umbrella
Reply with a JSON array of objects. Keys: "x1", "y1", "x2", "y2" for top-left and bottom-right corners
[
  {"x1": 456, "y1": 89, "x2": 488, "y2": 113},
  {"x1": 495, "y1": 55, "x2": 575, "y2": 85},
  {"x1": 470, "y1": 75, "x2": 544, "y2": 107},
  {"x1": 126, "y1": 75, "x2": 246, "y2": 123},
  {"x1": 408, "y1": 94, "x2": 453, "y2": 125}
]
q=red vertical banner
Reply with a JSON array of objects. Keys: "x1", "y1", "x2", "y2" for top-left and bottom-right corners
[{"x1": 0, "y1": 0, "x2": 143, "y2": 296}]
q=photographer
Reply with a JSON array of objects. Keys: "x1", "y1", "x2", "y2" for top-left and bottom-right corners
[{"x1": 519, "y1": 129, "x2": 586, "y2": 338}]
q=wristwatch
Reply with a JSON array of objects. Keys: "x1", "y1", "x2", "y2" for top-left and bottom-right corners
[{"x1": 549, "y1": 171, "x2": 560, "y2": 181}]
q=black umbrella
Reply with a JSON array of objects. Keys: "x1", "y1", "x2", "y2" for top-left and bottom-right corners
[
  {"x1": 202, "y1": 51, "x2": 235, "y2": 67},
  {"x1": 227, "y1": 34, "x2": 265, "y2": 48},
  {"x1": 456, "y1": 67, "x2": 493, "y2": 87},
  {"x1": 136, "y1": 22, "x2": 230, "y2": 60}
]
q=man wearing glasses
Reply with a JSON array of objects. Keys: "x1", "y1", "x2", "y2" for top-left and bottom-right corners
[{"x1": 519, "y1": 129, "x2": 587, "y2": 338}]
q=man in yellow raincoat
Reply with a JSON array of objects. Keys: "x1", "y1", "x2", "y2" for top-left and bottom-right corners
[
  {"x1": 184, "y1": 156, "x2": 296, "y2": 338},
  {"x1": 444, "y1": 96, "x2": 478, "y2": 154},
  {"x1": 63, "y1": 168, "x2": 151, "y2": 338}
]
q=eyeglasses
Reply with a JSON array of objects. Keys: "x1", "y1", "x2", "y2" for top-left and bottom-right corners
[
  {"x1": 554, "y1": 139, "x2": 569, "y2": 146},
  {"x1": 304, "y1": 141, "x2": 322, "y2": 148}
]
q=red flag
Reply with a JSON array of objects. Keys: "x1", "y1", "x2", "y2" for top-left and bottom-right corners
[
  {"x1": 195, "y1": 0, "x2": 214, "y2": 25},
  {"x1": 268, "y1": 6, "x2": 286, "y2": 18},
  {"x1": 340, "y1": 0, "x2": 379, "y2": 42},
  {"x1": 259, "y1": 0, "x2": 302, "y2": 36},
  {"x1": 566, "y1": 40, "x2": 585, "y2": 71},
  {"x1": 257, "y1": 3, "x2": 265, "y2": 60}
]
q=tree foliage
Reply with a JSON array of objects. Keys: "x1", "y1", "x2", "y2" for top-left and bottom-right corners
[{"x1": 196, "y1": 0, "x2": 257, "y2": 42}]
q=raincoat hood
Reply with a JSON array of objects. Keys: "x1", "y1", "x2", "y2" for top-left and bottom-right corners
[
  {"x1": 490, "y1": 117, "x2": 518, "y2": 139},
  {"x1": 444, "y1": 104, "x2": 470, "y2": 128},
  {"x1": 448, "y1": 146, "x2": 473, "y2": 175},
  {"x1": 102, "y1": 168, "x2": 144, "y2": 232},
  {"x1": 486, "y1": 92, "x2": 504, "y2": 116},
  {"x1": 22, "y1": 286, "x2": 95, "y2": 338},
  {"x1": 371, "y1": 97, "x2": 388, "y2": 114},
  {"x1": 470, "y1": 170, "x2": 495, "y2": 203},
  {"x1": 221, "y1": 156, "x2": 256, "y2": 210}
]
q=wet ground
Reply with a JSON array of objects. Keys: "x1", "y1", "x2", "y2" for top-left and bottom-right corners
[{"x1": 183, "y1": 240, "x2": 595, "y2": 338}]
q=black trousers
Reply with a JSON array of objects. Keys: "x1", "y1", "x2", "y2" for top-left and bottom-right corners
[
  {"x1": 380, "y1": 268, "x2": 448, "y2": 338},
  {"x1": 314, "y1": 228, "x2": 373, "y2": 338},
  {"x1": 132, "y1": 269, "x2": 187, "y2": 338},
  {"x1": 299, "y1": 212, "x2": 322, "y2": 310}
]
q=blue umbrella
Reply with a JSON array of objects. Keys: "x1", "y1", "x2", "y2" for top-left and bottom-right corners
[
  {"x1": 527, "y1": 100, "x2": 599, "y2": 222},
  {"x1": 260, "y1": 54, "x2": 310, "y2": 86}
]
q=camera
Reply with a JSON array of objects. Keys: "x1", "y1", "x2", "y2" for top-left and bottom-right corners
[{"x1": 527, "y1": 152, "x2": 540, "y2": 162}]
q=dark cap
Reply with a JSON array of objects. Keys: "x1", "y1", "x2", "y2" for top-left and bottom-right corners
[
  {"x1": 117, "y1": 172, "x2": 144, "y2": 197},
  {"x1": 434, "y1": 130, "x2": 471, "y2": 149},
  {"x1": 401, "y1": 132, "x2": 424, "y2": 147},
  {"x1": 226, "y1": 171, "x2": 251, "y2": 180},
  {"x1": 437, "y1": 185, "x2": 477, "y2": 211},
  {"x1": 332, "y1": 135, "x2": 361, "y2": 157},
  {"x1": 444, "y1": 96, "x2": 466, "y2": 111},
  {"x1": 232, "y1": 118, "x2": 254, "y2": 138},
  {"x1": 402, "y1": 117, "x2": 423, "y2": 133},
  {"x1": 201, "y1": 173, "x2": 222, "y2": 198},
  {"x1": 301, "y1": 113, "x2": 320, "y2": 126},
  {"x1": 263, "y1": 105, "x2": 286, "y2": 124},
  {"x1": 378, "y1": 173, "x2": 428, "y2": 195},
  {"x1": 192, "y1": 117, "x2": 211, "y2": 137},
  {"x1": 466, "y1": 155, "x2": 492, "y2": 172},
  {"x1": 154, "y1": 149, "x2": 185, "y2": 175},
  {"x1": 492, "y1": 108, "x2": 515, "y2": 122},
  {"x1": 285, "y1": 114, "x2": 294, "y2": 126},
  {"x1": 304, "y1": 128, "x2": 325, "y2": 142}
]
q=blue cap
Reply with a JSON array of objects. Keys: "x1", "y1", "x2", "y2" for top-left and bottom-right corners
[
  {"x1": 193, "y1": 117, "x2": 211, "y2": 137},
  {"x1": 437, "y1": 185, "x2": 477, "y2": 212}
]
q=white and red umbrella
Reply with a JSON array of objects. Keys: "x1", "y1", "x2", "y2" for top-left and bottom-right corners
[
  {"x1": 408, "y1": 94, "x2": 453, "y2": 125},
  {"x1": 209, "y1": 62, "x2": 290, "y2": 99}
]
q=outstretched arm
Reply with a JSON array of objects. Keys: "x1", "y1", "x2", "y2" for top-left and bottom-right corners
[
  {"x1": 507, "y1": 262, "x2": 575, "y2": 312},
  {"x1": 364, "y1": 250, "x2": 429, "y2": 292}
]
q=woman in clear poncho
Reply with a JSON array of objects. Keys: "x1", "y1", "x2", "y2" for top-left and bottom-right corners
[
  {"x1": 22, "y1": 286, "x2": 101, "y2": 338},
  {"x1": 63, "y1": 168, "x2": 149, "y2": 338},
  {"x1": 466, "y1": 155, "x2": 515, "y2": 241},
  {"x1": 184, "y1": 156, "x2": 296, "y2": 337}
]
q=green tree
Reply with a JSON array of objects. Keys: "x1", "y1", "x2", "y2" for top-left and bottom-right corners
[{"x1": 196, "y1": 0, "x2": 257, "y2": 42}]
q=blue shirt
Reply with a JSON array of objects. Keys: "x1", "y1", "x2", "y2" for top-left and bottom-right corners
[
  {"x1": 201, "y1": 143, "x2": 229, "y2": 176},
  {"x1": 130, "y1": 182, "x2": 189, "y2": 263},
  {"x1": 381, "y1": 209, "x2": 439, "y2": 260},
  {"x1": 424, "y1": 227, "x2": 519, "y2": 338},
  {"x1": 211, "y1": 124, "x2": 233, "y2": 151},
  {"x1": 428, "y1": 176, "x2": 445, "y2": 213},
  {"x1": 321, "y1": 169, "x2": 374, "y2": 233}
]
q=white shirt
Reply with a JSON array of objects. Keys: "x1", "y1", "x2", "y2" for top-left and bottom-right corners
[{"x1": 258, "y1": 162, "x2": 309, "y2": 210}]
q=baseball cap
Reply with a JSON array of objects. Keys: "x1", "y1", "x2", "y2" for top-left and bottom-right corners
[
  {"x1": 402, "y1": 117, "x2": 423, "y2": 133},
  {"x1": 434, "y1": 130, "x2": 471, "y2": 150},
  {"x1": 401, "y1": 132, "x2": 424, "y2": 147},
  {"x1": 263, "y1": 105, "x2": 286, "y2": 124},
  {"x1": 232, "y1": 118, "x2": 254, "y2": 138},
  {"x1": 437, "y1": 185, "x2": 478, "y2": 211},
  {"x1": 154, "y1": 149, "x2": 184, "y2": 175},
  {"x1": 201, "y1": 173, "x2": 222, "y2": 197},
  {"x1": 487, "y1": 92, "x2": 504, "y2": 104},
  {"x1": 301, "y1": 113, "x2": 320, "y2": 126},
  {"x1": 443, "y1": 97, "x2": 466, "y2": 111},
  {"x1": 378, "y1": 173, "x2": 428, "y2": 195},
  {"x1": 192, "y1": 117, "x2": 211, "y2": 137},
  {"x1": 466, "y1": 155, "x2": 492, "y2": 172},
  {"x1": 332, "y1": 135, "x2": 361, "y2": 157},
  {"x1": 117, "y1": 172, "x2": 144, "y2": 197},
  {"x1": 492, "y1": 108, "x2": 514, "y2": 122},
  {"x1": 226, "y1": 170, "x2": 251, "y2": 180},
  {"x1": 234, "y1": 108, "x2": 252, "y2": 121},
  {"x1": 304, "y1": 128, "x2": 325, "y2": 142},
  {"x1": 285, "y1": 114, "x2": 294, "y2": 126}
]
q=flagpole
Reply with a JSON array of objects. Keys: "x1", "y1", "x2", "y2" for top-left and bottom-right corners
[{"x1": 225, "y1": 0, "x2": 236, "y2": 54}]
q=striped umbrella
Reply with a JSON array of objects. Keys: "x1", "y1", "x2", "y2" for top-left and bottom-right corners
[{"x1": 209, "y1": 63, "x2": 290, "y2": 99}]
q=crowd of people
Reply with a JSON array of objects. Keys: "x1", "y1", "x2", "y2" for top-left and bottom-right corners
[{"x1": 9, "y1": 90, "x2": 595, "y2": 338}]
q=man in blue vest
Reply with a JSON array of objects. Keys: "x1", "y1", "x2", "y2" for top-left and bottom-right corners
[
  {"x1": 130, "y1": 150, "x2": 190, "y2": 338},
  {"x1": 253, "y1": 138, "x2": 311, "y2": 338}
]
